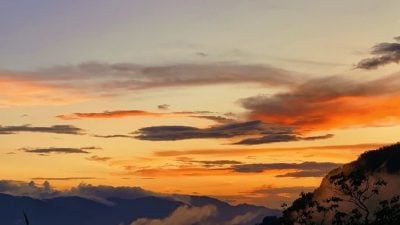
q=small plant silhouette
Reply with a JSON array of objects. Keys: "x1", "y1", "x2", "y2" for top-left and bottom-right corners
[{"x1": 23, "y1": 211, "x2": 30, "y2": 225}]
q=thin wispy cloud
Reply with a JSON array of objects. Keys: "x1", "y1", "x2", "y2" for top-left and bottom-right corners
[
  {"x1": 123, "y1": 159, "x2": 340, "y2": 178},
  {"x1": 93, "y1": 134, "x2": 136, "y2": 139},
  {"x1": 177, "y1": 158, "x2": 243, "y2": 167},
  {"x1": 86, "y1": 155, "x2": 113, "y2": 162},
  {"x1": 275, "y1": 170, "x2": 329, "y2": 178},
  {"x1": 20, "y1": 147, "x2": 100, "y2": 155},
  {"x1": 31, "y1": 177, "x2": 97, "y2": 181},
  {"x1": 233, "y1": 134, "x2": 333, "y2": 145},
  {"x1": 56, "y1": 109, "x2": 211, "y2": 120},
  {"x1": 0, "y1": 62, "x2": 299, "y2": 106},
  {"x1": 232, "y1": 161, "x2": 341, "y2": 177},
  {"x1": 190, "y1": 115, "x2": 237, "y2": 124},
  {"x1": 153, "y1": 143, "x2": 385, "y2": 157},
  {"x1": 0, "y1": 124, "x2": 84, "y2": 135}
]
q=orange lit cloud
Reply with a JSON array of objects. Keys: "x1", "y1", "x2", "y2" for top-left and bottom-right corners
[
  {"x1": 134, "y1": 167, "x2": 232, "y2": 177},
  {"x1": 153, "y1": 143, "x2": 385, "y2": 157},
  {"x1": 115, "y1": 158, "x2": 341, "y2": 178},
  {"x1": 241, "y1": 75, "x2": 400, "y2": 132},
  {"x1": 252, "y1": 95, "x2": 400, "y2": 131},
  {"x1": 128, "y1": 166, "x2": 330, "y2": 178}
]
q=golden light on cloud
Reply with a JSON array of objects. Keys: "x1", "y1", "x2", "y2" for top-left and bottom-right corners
[
  {"x1": 253, "y1": 95, "x2": 400, "y2": 132},
  {"x1": 0, "y1": 75, "x2": 91, "y2": 106}
]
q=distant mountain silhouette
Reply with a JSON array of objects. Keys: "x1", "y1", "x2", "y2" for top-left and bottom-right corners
[{"x1": 0, "y1": 192, "x2": 279, "y2": 225}]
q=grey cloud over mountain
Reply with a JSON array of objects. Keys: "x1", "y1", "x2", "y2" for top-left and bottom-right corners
[{"x1": 0, "y1": 180, "x2": 155, "y2": 202}]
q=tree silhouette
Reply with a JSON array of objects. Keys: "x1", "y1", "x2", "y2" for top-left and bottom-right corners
[
  {"x1": 328, "y1": 170, "x2": 387, "y2": 225},
  {"x1": 373, "y1": 195, "x2": 400, "y2": 225}
]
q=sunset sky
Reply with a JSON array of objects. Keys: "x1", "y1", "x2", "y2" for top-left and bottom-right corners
[{"x1": 1, "y1": 0, "x2": 400, "y2": 208}]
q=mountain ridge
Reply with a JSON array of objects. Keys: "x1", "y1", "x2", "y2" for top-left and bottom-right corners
[{"x1": 0, "y1": 191, "x2": 280, "y2": 225}]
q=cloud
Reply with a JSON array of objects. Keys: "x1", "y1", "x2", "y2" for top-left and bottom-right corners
[
  {"x1": 129, "y1": 195, "x2": 264, "y2": 224},
  {"x1": 249, "y1": 186, "x2": 316, "y2": 195},
  {"x1": 86, "y1": 155, "x2": 112, "y2": 162},
  {"x1": 232, "y1": 161, "x2": 340, "y2": 177},
  {"x1": 240, "y1": 75, "x2": 400, "y2": 131},
  {"x1": 67, "y1": 183, "x2": 155, "y2": 202},
  {"x1": 93, "y1": 134, "x2": 135, "y2": 138},
  {"x1": 56, "y1": 109, "x2": 212, "y2": 120},
  {"x1": 0, "y1": 124, "x2": 84, "y2": 135},
  {"x1": 131, "y1": 205, "x2": 217, "y2": 225},
  {"x1": 56, "y1": 110, "x2": 162, "y2": 120},
  {"x1": 0, "y1": 180, "x2": 59, "y2": 199},
  {"x1": 241, "y1": 186, "x2": 317, "y2": 206},
  {"x1": 233, "y1": 134, "x2": 333, "y2": 145},
  {"x1": 177, "y1": 158, "x2": 242, "y2": 167},
  {"x1": 0, "y1": 62, "x2": 298, "y2": 106},
  {"x1": 48, "y1": 62, "x2": 297, "y2": 88},
  {"x1": 275, "y1": 170, "x2": 329, "y2": 177},
  {"x1": 356, "y1": 36, "x2": 400, "y2": 69},
  {"x1": 158, "y1": 104, "x2": 170, "y2": 110},
  {"x1": 235, "y1": 186, "x2": 317, "y2": 207},
  {"x1": 0, "y1": 74, "x2": 91, "y2": 106},
  {"x1": 125, "y1": 160, "x2": 340, "y2": 178},
  {"x1": 190, "y1": 160, "x2": 242, "y2": 167},
  {"x1": 20, "y1": 147, "x2": 98, "y2": 155},
  {"x1": 134, "y1": 119, "x2": 334, "y2": 145},
  {"x1": 190, "y1": 115, "x2": 237, "y2": 124},
  {"x1": 135, "y1": 121, "x2": 263, "y2": 141},
  {"x1": 134, "y1": 167, "x2": 231, "y2": 177},
  {"x1": 153, "y1": 143, "x2": 385, "y2": 157},
  {"x1": 0, "y1": 180, "x2": 155, "y2": 202},
  {"x1": 134, "y1": 120, "x2": 293, "y2": 142},
  {"x1": 225, "y1": 212, "x2": 260, "y2": 225},
  {"x1": 31, "y1": 177, "x2": 97, "y2": 181}
]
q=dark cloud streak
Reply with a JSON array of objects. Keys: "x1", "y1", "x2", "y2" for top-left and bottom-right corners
[
  {"x1": 0, "y1": 124, "x2": 84, "y2": 135},
  {"x1": 234, "y1": 134, "x2": 334, "y2": 145},
  {"x1": 134, "y1": 121, "x2": 292, "y2": 142},
  {"x1": 356, "y1": 36, "x2": 400, "y2": 69},
  {"x1": 20, "y1": 147, "x2": 99, "y2": 155}
]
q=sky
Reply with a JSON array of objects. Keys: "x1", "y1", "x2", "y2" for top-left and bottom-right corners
[{"x1": 1, "y1": 0, "x2": 400, "y2": 208}]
